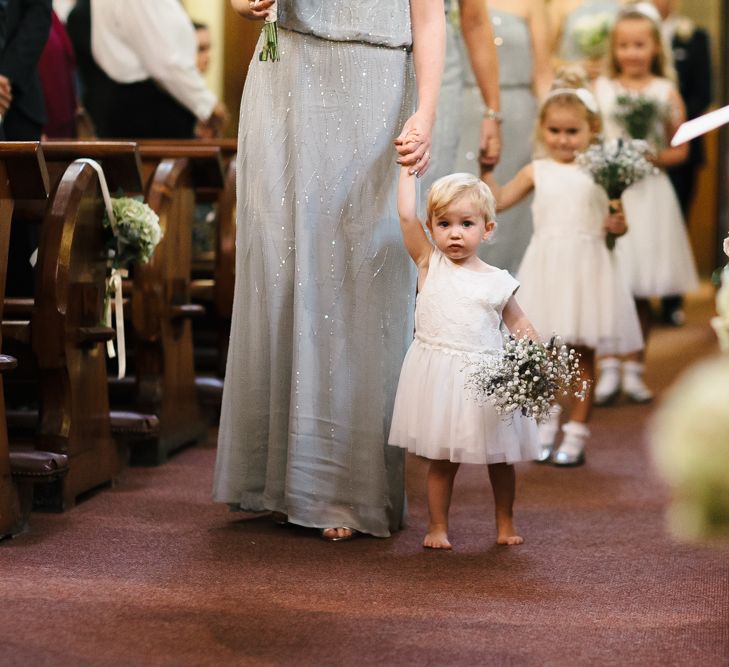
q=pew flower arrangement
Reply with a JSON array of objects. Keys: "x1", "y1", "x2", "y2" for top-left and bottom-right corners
[
  {"x1": 257, "y1": 0, "x2": 279, "y2": 62},
  {"x1": 465, "y1": 335, "x2": 587, "y2": 424},
  {"x1": 576, "y1": 138, "x2": 657, "y2": 249},
  {"x1": 651, "y1": 237, "x2": 729, "y2": 543},
  {"x1": 103, "y1": 196, "x2": 162, "y2": 269},
  {"x1": 571, "y1": 12, "x2": 614, "y2": 59}
]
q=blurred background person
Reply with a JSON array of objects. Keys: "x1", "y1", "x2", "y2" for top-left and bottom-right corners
[
  {"x1": 37, "y1": 8, "x2": 78, "y2": 137},
  {"x1": 420, "y1": 0, "x2": 501, "y2": 196},
  {"x1": 89, "y1": 0, "x2": 227, "y2": 139},
  {"x1": 456, "y1": 0, "x2": 552, "y2": 273},
  {"x1": 653, "y1": 0, "x2": 712, "y2": 326},
  {"x1": 0, "y1": 0, "x2": 52, "y2": 300},
  {"x1": 65, "y1": 0, "x2": 111, "y2": 136},
  {"x1": 0, "y1": 0, "x2": 52, "y2": 140}
]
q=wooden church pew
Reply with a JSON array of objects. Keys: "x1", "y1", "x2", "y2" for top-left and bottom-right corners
[
  {"x1": 2, "y1": 142, "x2": 145, "y2": 510},
  {"x1": 119, "y1": 143, "x2": 225, "y2": 464},
  {"x1": 0, "y1": 143, "x2": 69, "y2": 531},
  {"x1": 138, "y1": 140, "x2": 237, "y2": 377},
  {"x1": 130, "y1": 139, "x2": 235, "y2": 426}
]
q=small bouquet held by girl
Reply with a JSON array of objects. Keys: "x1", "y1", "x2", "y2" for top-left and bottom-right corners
[
  {"x1": 613, "y1": 93, "x2": 667, "y2": 143},
  {"x1": 576, "y1": 138, "x2": 657, "y2": 249},
  {"x1": 466, "y1": 335, "x2": 587, "y2": 424}
]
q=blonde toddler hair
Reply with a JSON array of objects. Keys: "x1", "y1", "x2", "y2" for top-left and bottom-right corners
[{"x1": 426, "y1": 173, "x2": 496, "y2": 225}]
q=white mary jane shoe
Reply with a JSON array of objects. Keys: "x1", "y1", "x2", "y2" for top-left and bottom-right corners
[
  {"x1": 594, "y1": 358, "x2": 621, "y2": 406},
  {"x1": 621, "y1": 361, "x2": 653, "y2": 403},
  {"x1": 552, "y1": 421, "x2": 589, "y2": 467}
]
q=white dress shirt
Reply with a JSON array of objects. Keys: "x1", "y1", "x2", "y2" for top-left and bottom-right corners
[{"x1": 90, "y1": 0, "x2": 216, "y2": 121}]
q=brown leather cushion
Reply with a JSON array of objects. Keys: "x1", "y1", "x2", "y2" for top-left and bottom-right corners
[
  {"x1": 10, "y1": 450, "x2": 69, "y2": 479},
  {"x1": 109, "y1": 410, "x2": 160, "y2": 437}
]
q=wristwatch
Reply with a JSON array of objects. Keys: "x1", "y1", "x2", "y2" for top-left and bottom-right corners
[{"x1": 483, "y1": 106, "x2": 503, "y2": 123}]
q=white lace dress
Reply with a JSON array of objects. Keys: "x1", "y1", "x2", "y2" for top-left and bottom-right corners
[{"x1": 388, "y1": 249, "x2": 539, "y2": 465}]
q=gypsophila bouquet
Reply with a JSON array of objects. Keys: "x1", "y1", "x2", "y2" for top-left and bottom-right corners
[
  {"x1": 571, "y1": 12, "x2": 614, "y2": 59},
  {"x1": 103, "y1": 197, "x2": 163, "y2": 269},
  {"x1": 576, "y1": 138, "x2": 657, "y2": 249},
  {"x1": 257, "y1": 0, "x2": 279, "y2": 62},
  {"x1": 613, "y1": 94, "x2": 667, "y2": 144},
  {"x1": 465, "y1": 335, "x2": 587, "y2": 424}
]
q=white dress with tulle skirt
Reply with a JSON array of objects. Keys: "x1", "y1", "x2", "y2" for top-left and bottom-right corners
[
  {"x1": 594, "y1": 76, "x2": 700, "y2": 298},
  {"x1": 517, "y1": 159, "x2": 644, "y2": 356},
  {"x1": 388, "y1": 249, "x2": 539, "y2": 465}
]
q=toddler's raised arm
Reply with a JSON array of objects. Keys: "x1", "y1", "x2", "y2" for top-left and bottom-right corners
[{"x1": 397, "y1": 166, "x2": 432, "y2": 267}]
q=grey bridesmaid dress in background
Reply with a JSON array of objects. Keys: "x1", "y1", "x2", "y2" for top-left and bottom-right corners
[
  {"x1": 456, "y1": 8, "x2": 537, "y2": 274},
  {"x1": 213, "y1": 1, "x2": 416, "y2": 537}
]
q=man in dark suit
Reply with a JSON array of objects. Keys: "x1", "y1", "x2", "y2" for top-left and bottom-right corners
[
  {"x1": 0, "y1": 0, "x2": 51, "y2": 298},
  {"x1": 654, "y1": 0, "x2": 712, "y2": 325},
  {"x1": 66, "y1": 0, "x2": 113, "y2": 137},
  {"x1": 0, "y1": 0, "x2": 52, "y2": 140}
]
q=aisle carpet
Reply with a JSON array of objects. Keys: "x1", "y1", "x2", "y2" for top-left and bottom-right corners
[{"x1": 1, "y1": 287, "x2": 727, "y2": 666}]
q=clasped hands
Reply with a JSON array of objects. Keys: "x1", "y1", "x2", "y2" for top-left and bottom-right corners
[
  {"x1": 232, "y1": 0, "x2": 275, "y2": 19},
  {"x1": 394, "y1": 112, "x2": 434, "y2": 177}
]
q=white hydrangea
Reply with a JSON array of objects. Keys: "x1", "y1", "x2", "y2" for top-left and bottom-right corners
[
  {"x1": 651, "y1": 357, "x2": 729, "y2": 542},
  {"x1": 105, "y1": 197, "x2": 163, "y2": 268}
]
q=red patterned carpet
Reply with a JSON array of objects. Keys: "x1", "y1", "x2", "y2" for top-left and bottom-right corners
[{"x1": 1, "y1": 286, "x2": 727, "y2": 666}]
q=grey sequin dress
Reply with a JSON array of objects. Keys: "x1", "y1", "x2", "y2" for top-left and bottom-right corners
[
  {"x1": 213, "y1": 2, "x2": 416, "y2": 537},
  {"x1": 456, "y1": 8, "x2": 536, "y2": 274}
]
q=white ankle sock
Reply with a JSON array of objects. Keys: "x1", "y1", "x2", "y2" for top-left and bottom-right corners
[
  {"x1": 559, "y1": 421, "x2": 590, "y2": 457},
  {"x1": 538, "y1": 405, "x2": 563, "y2": 446}
]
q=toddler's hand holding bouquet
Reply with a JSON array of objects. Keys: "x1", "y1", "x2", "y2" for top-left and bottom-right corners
[{"x1": 466, "y1": 335, "x2": 587, "y2": 423}]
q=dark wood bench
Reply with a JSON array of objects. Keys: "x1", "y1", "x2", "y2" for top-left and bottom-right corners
[
  {"x1": 0, "y1": 142, "x2": 70, "y2": 533},
  {"x1": 140, "y1": 139, "x2": 237, "y2": 378},
  {"x1": 2, "y1": 142, "x2": 145, "y2": 510},
  {"x1": 117, "y1": 143, "x2": 225, "y2": 464}
]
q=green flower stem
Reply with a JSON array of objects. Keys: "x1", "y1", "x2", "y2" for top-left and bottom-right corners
[{"x1": 259, "y1": 21, "x2": 279, "y2": 62}]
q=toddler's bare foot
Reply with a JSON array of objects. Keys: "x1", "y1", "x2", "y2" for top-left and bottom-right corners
[
  {"x1": 495, "y1": 514, "x2": 523, "y2": 546},
  {"x1": 424, "y1": 525, "x2": 452, "y2": 550}
]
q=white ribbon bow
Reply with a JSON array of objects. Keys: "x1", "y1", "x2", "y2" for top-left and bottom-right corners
[{"x1": 73, "y1": 158, "x2": 127, "y2": 380}]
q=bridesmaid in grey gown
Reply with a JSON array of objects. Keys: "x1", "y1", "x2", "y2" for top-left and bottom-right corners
[
  {"x1": 456, "y1": 0, "x2": 552, "y2": 273},
  {"x1": 420, "y1": 0, "x2": 501, "y2": 196},
  {"x1": 214, "y1": 0, "x2": 445, "y2": 540}
]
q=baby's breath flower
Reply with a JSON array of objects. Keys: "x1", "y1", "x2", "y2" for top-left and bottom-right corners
[{"x1": 465, "y1": 335, "x2": 587, "y2": 423}]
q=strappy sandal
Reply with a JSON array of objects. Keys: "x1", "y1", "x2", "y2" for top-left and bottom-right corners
[
  {"x1": 270, "y1": 511, "x2": 289, "y2": 525},
  {"x1": 320, "y1": 527, "x2": 359, "y2": 542}
]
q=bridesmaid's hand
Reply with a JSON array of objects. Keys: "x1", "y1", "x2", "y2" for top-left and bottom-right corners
[
  {"x1": 479, "y1": 118, "x2": 501, "y2": 169},
  {"x1": 394, "y1": 110, "x2": 435, "y2": 177},
  {"x1": 230, "y1": 0, "x2": 275, "y2": 20}
]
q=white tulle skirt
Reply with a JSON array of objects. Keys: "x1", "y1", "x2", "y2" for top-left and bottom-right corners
[
  {"x1": 617, "y1": 172, "x2": 700, "y2": 298},
  {"x1": 517, "y1": 234, "x2": 644, "y2": 356},
  {"x1": 388, "y1": 340, "x2": 540, "y2": 465}
]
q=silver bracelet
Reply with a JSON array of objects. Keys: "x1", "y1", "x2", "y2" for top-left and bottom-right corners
[{"x1": 483, "y1": 107, "x2": 503, "y2": 123}]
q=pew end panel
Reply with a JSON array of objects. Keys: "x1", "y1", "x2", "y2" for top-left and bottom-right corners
[
  {"x1": 0, "y1": 144, "x2": 49, "y2": 537},
  {"x1": 25, "y1": 161, "x2": 122, "y2": 509}
]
